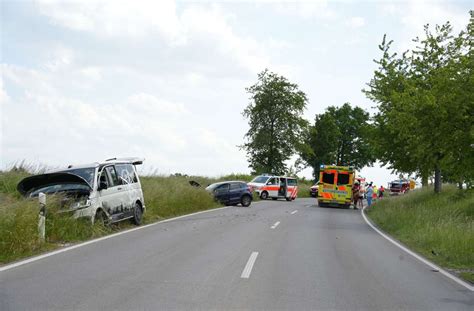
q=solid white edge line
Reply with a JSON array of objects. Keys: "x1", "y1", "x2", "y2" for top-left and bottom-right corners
[
  {"x1": 241, "y1": 251, "x2": 259, "y2": 278},
  {"x1": 291, "y1": 210, "x2": 298, "y2": 215},
  {"x1": 271, "y1": 221, "x2": 280, "y2": 229},
  {"x1": 361, "y1": 206, "x2": 474, "y2": 292},
  {"x1": 0, "y1": 203, "x2": 256, "y2": 273}
]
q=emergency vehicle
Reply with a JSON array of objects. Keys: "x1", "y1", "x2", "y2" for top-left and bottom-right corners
[
  {"x1": 389, "y1": 179, "x2": 410, "y2": 195},
  {"x1": 248, "y1": 175, "x2": 298, "y2": 201},
  {"x1": 317, "y1": 165, "x2": 355, "y2": 208}
]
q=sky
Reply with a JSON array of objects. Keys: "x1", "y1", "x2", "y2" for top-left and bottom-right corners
[{"x1": 1, "y1": 0, "x2": 472, "y2": 186}]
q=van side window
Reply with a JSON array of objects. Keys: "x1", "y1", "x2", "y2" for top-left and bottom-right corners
[
  {"x1": 337, "y1": 173, "x2": 350, "y2": 185},
  {"x1": 287, "y1": 179, "x2": 297, "y2": 186},
  {"x1": 267, "y1": 177, "x2": 278, "y2": 185},
  {"x1": 322, "y1": 172, "x2": 335, "y2": 184},
  {"x1": 105, "y1": 166, "x2": 120, "y2": 187},
  {"x1": 116, "y1": 164, "x2": 137, "y2": 184}
]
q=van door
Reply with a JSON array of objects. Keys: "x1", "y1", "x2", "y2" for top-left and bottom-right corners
[
  {"x1": 287, "y1": 178, "x2": 298, "y2": 199},
  {"x1": 115, "y1": 164, "x2": 137, "y2": 214},
  {"x1": 278, "y1": 178, "x2": 287, "y2": 197},
  {"x1": 265, "y1": 177, "x2": 280, "y2": 198},
  {"x1": 98, "y1": 166, "x2": 125, "y2": 219},
  {"x1": 320, "y1": 169, "x2": 337, "y2": 202},
  {"x1": 336, "y1": 171, "x2": 353, "y2": 205}
]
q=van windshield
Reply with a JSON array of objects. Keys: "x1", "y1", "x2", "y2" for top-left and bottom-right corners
[
  {"x1": 58, "y1": 168, "x2": 95, "y2": 187},
  {"x1": 251, "y1": 176, "x2": 270, "y2": 184}
]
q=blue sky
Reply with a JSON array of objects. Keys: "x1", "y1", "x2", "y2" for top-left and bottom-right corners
[{"x1": 1, "y1": 0, "x2": 471, "y2": 185}]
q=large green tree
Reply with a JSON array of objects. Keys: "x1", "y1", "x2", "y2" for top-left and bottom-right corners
[
  {"x1": 299, "y1": 103, "x2": 374, "y2": 179},
  {"x1": 242, "y1": 69, "x2": 308, "y2": 175},
  {"x1": 364, "y1": 12, "x2": 473, "y2": 192}
]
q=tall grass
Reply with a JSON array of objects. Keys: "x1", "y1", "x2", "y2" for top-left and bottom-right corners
[
  {"x1": 0, "y1": 168, "x2": 311, "y2": 264},
  {"x1": 0, "y1": 169, "x2": 253, "y2": 264},
  {"x1": 367, "y1": 186, "x2": 474, "y2": 282}
]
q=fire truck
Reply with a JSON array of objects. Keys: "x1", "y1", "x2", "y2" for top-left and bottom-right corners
[{"x1": 389, "y1": 179, "x2": 410, "y2": 195}]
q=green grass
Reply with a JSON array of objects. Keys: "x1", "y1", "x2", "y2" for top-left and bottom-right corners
[
  {"x1": 366, "y1": 186, "x2": 474, "y2": 283},
  {"x1": 0, "y1": 169, "x2": 311, "y2": 264}
]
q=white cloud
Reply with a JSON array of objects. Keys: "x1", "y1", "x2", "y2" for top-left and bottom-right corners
[
  {"x1": 80, "y1": 67, "x2": 102, "y2": 82},
  {"x1": 378, "y1": 0, "x2": 469, "y2": 52},
  {"x1": 347, "y1": 16, "x2": 365, "y2": 28},
  {"x1": 36, "y1": 0, "x2": 181, "y2": 40},
  {"x1": 273, "y1": 0, "x2": 337, "y2": 20}
]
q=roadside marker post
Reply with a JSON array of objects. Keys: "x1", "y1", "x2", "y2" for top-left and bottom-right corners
[{"x1": 38, "y1": 192, "x2": 46, "y2": 242}]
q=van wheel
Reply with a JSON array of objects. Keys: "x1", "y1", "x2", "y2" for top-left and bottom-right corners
[
  {"x1": 132, "y1": 202, "x2": 143, "y2": 226},
  {"x1": 241, "y1": 195, "x2": 252, "y2": 207},
  {"x1": 260, "y1": 191, "x2": 269, "y2": 200},
  {"x1": 94, "y1": 210, "x2": 108, "y2": 226},
  {"x1": 286, "y1": 197, "x2": 291, "y2": 201}
]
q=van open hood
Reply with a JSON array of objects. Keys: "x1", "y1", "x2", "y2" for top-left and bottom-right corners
[{"x1": 17, "y1": 173, "x2": 92, "y2": 196}]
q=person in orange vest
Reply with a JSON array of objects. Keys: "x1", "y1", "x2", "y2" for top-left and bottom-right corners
[{"x1": 379, "y1": 185, "x2": 385, "y2": 198}]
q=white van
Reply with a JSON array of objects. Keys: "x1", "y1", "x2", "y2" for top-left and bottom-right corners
[
  {"x1": 248, "y1": 175, "x2": 298, "y2": 201},
  {"x1": 17, "y1": 158, "x2": 146, "y2": 225}
]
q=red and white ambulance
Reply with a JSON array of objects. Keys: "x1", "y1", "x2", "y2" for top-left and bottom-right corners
[{"x1": 248, "y1": 175, "x2": 298, "y2": 201}]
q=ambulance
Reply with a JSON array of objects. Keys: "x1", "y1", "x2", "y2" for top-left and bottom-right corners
[
  {"x1": 248, "y1": 175, "x2": 298, "y2": 201},
  {"x1": 317, "y1": 165, "x2": 355, "y2": 208}
]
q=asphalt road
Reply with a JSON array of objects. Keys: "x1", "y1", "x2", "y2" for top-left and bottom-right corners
[{"x1": 1, "y1": 198, "x2": 473, "y2": 310}]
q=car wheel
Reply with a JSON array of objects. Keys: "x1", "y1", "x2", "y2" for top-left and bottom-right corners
[
  {"x1": 241, "y1": 195, "x2": 252, "y2": 207},
  {"x1": 94, "y1": 209, "x2": 108, "y2": 226},
  {"x1": 132, "y1": 202, "x2": 143, "y2": 226},
  {"x1": 260, "y1": 191, "x2": 269, "y2": 200}
]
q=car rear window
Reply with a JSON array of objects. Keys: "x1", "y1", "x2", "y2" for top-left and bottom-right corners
[{"x1": 322, "y1": 172, "x2": 335, "y2": 184}]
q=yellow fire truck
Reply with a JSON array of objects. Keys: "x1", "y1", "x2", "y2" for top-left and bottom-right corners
[{"x1": 317, "y1": 165, "x2": 355, "y2": 208}]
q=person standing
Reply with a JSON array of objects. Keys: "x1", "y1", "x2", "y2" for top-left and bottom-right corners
[
  {"x1": 379, "y1": 185, "x2": 385, "y2": 198},
  {"x1": 366, "y1": 183, "x2": 374, "y2": 208},
  {"x1": 352, "y1": 182, "x2": 360, "y2": 210}
]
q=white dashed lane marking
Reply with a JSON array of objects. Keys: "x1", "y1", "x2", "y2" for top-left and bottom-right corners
[{"x1": 241, "y1": 252, "x2": 259, "y2": 279}]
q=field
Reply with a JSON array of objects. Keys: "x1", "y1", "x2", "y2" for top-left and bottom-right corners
[{"x1": 366, "y1": 186, "x2": 474, "y2": 283}]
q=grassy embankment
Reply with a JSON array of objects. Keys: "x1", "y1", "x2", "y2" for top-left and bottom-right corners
[
  {"x1": 366, "y1": 186, "x2": 474, "y2": 283},
  {"x1": 0, "y1": 169, "x2": 311, "y2": 264}
]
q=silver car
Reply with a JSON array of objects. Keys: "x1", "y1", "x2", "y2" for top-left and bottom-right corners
[{"x1": 17, "y1": 158, "x2": 146, "y2": 225}]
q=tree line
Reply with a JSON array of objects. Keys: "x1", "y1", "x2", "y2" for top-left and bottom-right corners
[{"x1": 241, "y1": 11, "x2": 473, "y2": 193}]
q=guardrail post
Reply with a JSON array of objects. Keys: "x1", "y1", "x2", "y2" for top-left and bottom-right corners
[{"x1": 38, "y1": 192, "x2": 46, "y2": 242}]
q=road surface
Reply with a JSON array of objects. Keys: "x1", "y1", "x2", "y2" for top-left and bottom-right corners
[{"x1": 1, "y1": 198, "x2": 473, "y2": 310}]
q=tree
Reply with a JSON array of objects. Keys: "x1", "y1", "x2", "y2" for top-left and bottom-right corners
[
  {"x1": 242, "y1": 69, "x2": 308, "y2": 175},
  {"x1": 364, "y1": 13, "x2": 473, "y2": 192},
  {"x1": 299, "y1": 103, "x2": 375, "y2": 179}
]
